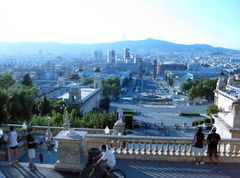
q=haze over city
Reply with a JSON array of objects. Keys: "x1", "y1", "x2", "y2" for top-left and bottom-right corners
[{"x1": 0, "y1": 0, "x2": 240, "y2": 49}]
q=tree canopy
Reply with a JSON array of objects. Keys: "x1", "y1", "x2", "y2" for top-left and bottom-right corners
[
  {"x1": 102, "y1": 77, "x2": 120, "y2": 99},
  {"x1": 181, "y1": 79, "x2": 217, "y2": 100},
  {"x1": 22, "y1": 74, "x2": 32, "y2": 87},
  {"x1": 207, "y1": 103, "x2": 218, "y2": 116}
]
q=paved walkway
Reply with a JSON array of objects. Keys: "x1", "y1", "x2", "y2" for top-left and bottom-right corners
[{"x1": 0, "y1": 160, "x2": 239, "y2": 178}]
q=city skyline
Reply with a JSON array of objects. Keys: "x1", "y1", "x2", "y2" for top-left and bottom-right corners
[{"x1": 0, "y1": 0, "x2": 239, "y2": 50}]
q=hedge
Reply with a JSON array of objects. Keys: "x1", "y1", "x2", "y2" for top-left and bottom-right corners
[{"x1": 179, "y1": 112, "x2": 200, "y2": 116}]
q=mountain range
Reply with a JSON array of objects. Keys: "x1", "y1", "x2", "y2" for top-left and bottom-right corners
[{"x1": 0, "y1": 38, "x2": 239, "y2": 55}]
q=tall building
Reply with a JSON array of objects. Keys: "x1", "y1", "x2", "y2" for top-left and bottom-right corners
[
  {"x1": 93, "y1": 50, "x2": 103, "y2": 63},
  {"x1": 123, "y1": 48, "x2": 130, "y2": 63},
  {"x1": 134, "y1": 56, "x2": 142, "y2": 64},
  {"x1": 139, "y1": 59, "x2": 143, "y2": 78},
  {"x1": 153, "y1": 59, "x2": 157, "y2": 80},
  {"x1": 107, "y1": 50, "x2": 116, "y2": 64}
]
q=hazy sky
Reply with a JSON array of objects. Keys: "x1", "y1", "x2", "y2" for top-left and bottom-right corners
[{"x1": 0, "y1": 0, "x2": 239, "y2": 49}]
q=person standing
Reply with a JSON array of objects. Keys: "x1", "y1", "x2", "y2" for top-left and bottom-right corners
[
  {"x1": 193, "y1": 127, "x2": 205, "y2": 165},
  {"x1": 8, "y1": 126, "x2": 18, "y2": 165},
  {"x1": 207, "y1": 127, "x2": 221, "y2": 165},
  {"x1": 27, "y1": 128, "x2": 36, "y2": 170}
]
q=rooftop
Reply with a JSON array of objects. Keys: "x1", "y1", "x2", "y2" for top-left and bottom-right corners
[
  {"x1": 0, "y1": 160, "x2": 239, "y2": 178},
  {"x1": 58, "y1": 88, "x2": 98, "y2": 101}
]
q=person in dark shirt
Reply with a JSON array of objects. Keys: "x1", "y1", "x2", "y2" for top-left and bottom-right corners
[
  {"x1": 207, "y1": 127, "x2": 221, "y2": 165},
  {"x1": 193, "y1": 127, "x2": 205, "y2": 165},
  {"x1": 27, "y1": 128, "x2": 36, "y2": 170}
]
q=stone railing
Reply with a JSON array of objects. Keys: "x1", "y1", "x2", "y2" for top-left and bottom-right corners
[
  {"x1": 1, "y1": 124, "x2": 240, "y2": 163},
  {"x1": 85, "y1": 134, "x2": 240, "y2": 163},
  {"x1": 1, "y1": 124, "x2": 113, "y2": 135}
]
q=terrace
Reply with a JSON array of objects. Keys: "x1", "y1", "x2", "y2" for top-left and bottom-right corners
[{"x1": 0, "y1": 124, "x2": 240, "y2": 178}]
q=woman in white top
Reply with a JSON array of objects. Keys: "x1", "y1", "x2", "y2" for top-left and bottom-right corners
[{"x1": 8, "y1": 126, "x2": 18, "y2": 164}]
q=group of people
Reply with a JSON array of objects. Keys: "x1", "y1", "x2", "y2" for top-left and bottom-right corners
[
  {"x1": 6, "y1": 124, "x2": 220, "y2": 174},
  {"x1": 193, "y1": 126, "x2": 221, "y2": 165},
  {"x1": 7, "y1": 126, "x2": 37, "y2": 169},
  {"x1": 7, "y1": 126, "x2": 55, "y2": 170}
]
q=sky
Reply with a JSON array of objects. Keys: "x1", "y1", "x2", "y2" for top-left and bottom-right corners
[{"x1": 0, "y1": 0, "x2": 240, "y2": 49}]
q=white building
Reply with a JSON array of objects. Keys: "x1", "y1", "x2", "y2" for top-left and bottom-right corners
[
  {"x1": 57, "y1": 78, "x2": 102, "y2": 116},
  {"x1": 213, "y1": 73, "x2": 240, "y2": 138}
]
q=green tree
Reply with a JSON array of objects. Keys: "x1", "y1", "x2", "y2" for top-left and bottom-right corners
[
  {"x1": 0, "y1": 90, "x2": 10, "y2": 124},
  {"x1": 182, "y1": 79, "x2": 217, "y2": 100},
  {"x1": 102, "y1": 77, "x2": 120, "y2": 99},
  {"x1": 38, "y1": 96, "x2": 52, "y2": 116},
  {"x1": 0, "y1": 72, "x2": 15, "y2": 89},
  {"x1": 52, "y1": 111, "x2": 63, "y2": 126},
  {"x1": 51, "y1": 100, "x2": 67, "y2": 114},
  {"x1": 99, "y1": 97, "x2": 111, "y2": 112},
  {"x1": 22, "y1": 74, "x2": 32, "y2": 87},
  {"x1": 207, "y1": 104, "x2": 218, "y2": 116},
  {"x1": 8, "y1": 89, "x2": 34, "y2": 122},
  {"x1": 70, "y1": 109, "x2": 79, "y2": 123},
  {"x1": 84, "y1": 77, "x2": 94, "y2": 86}
]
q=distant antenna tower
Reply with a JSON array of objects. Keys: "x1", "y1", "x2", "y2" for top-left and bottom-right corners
[{"x1": 123, "y1": 33, "x2": 126, "y2": 40}]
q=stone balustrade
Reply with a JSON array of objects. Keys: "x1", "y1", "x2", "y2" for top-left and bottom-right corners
[
  {"x1": 85, "y1": 134, "x2": 240, "y2": 163},
  {"x1": 1, "y1": 124, "x2": 113, "y2": 135},
  {"x1": 1, "y1": 124, "x2": 240, "y2": 163}
]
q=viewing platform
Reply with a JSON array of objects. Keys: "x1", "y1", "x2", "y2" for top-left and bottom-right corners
[{"x1": 1, "y1": 124, "x2": 240, "y2": 178}]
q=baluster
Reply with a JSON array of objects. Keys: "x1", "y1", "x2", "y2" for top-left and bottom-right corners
[
  {"x1": 125, "y1": 142, "x2": 129, "y2": 154},
  {"x1": 236, "y1": 144, "x2": 240, "y2": 156},
  {"x1": 217, "y1": 143, "x2": 221, "y2": 156},
  {"x1": 160, "y1": 143, "x2": 164, "y2": 155},
  {"x1": 155, "y1": 143, "x2": 159, "y2": 155},
  {"x1": 190, "y1": 143, "x2": 193, "y2": 156},
  {"x1": 177, "y1": 143, "x2": 181, "y2": 156},
  {"x1": 143, "y1": 143, "x2": 147, "y2": 155},
  {"x1": 223, "y1": 143, "x2": 227, "y2": 157},
  {"x1": 149, "y1": 142, "x2": 152, "y2": 155},
  {"x1": 172, "y1": 141, "x2": 176, "y2": 156},
  {"x1": 138, "y1": 142, "x2": 141, "y2": 155},
  {"x1": 229, "y1": 143, "x2": 235, "y2": 157},
  {"x1": 113, "y1": 140, "x2": 117, "y2": 153},
  {"x1": 132, "y1": 142, "x2": 135, "y2": 155},
  {"x1": 166, "y1": 142, "x2": 170, "y2": 155},
  {"x1": 119, "y1": 141, "x2": 123, "y2": 154},
  {"x1": 183, "y1": 144, "x2": 187, "y2": 156}
]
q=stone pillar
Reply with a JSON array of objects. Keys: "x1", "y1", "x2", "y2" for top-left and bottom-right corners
[
  {"x1": 54, "y1": 130, "x2": 87, "y2": 172},
  {"x1": 113, "y1": 120, "x2": 125, "y2": 135},
  {"x1": 113, "y1": 107, "x2": 125, "y2": 135}
]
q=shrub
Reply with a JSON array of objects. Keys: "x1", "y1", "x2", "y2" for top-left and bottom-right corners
[
  {"x1": 179, "y1": 112, "x2": 200, "y2": 116},
  {"x1": 207, "y1": 104, "x2": 218, "y2": 116},
  {"x1": 192, "y1": 121, "x2": 196, "y2": 126},
  {"x1": 204, "y1": 118, "x2": 211, "y2": 123},
  {"x1": 125, "y1": 114, "x2": 133, "y2": 129}
]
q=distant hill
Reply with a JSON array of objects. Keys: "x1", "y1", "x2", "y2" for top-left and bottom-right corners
[{"x1": 0, "y1": 38, "x2": 239, "y2": 55}]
